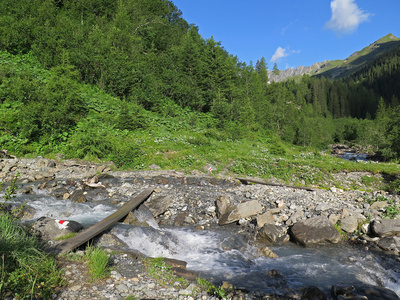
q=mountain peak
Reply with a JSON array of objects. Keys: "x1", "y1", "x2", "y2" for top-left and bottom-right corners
[{"x1": 371, "y1": 33, "x2": 399, "y2": 47}]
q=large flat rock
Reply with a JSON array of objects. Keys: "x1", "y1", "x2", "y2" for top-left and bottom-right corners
[
  {"x1": 290, "y1": 216, "x2": 342, "y2": 247},
  {"x1": 371, "y1": 219, "x2": 400, "y2": 238},
  {"x1": 219, "y1": 200, "x2": 263, "y2": 225}
]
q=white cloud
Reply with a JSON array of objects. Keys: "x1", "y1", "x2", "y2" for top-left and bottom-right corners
[
  {"x1": 325, "y1": 0, "x2": 370, "y2": 35},
  {"x1": 271, "y1": 47, "x2": 288, "y2": 62},
  {"x1": 270, "y1": 47, "x2": 301, "y2": 63}
]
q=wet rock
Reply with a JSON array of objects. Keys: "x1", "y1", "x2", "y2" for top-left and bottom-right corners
[
  {"x1": 30, "y1": 216, "x2": 83, "y2": 241},
  {"x1": 19, "y1": 185, "x2": 34, "y2": 194},
  {"x1": 267, "y1": 269, "x2": 283, "y2": 278},
  {"x1": 377, "y1": 236, "x2": 400, "y2": 252},
  {"x1": 70, "y1": 189, "x2": 87, "y2": 203},
  {"x1": 332, "y1": 285, "x2": 400, "y2": 300},
  {"x1": 84, "y1": 176, "x2": 106, "y2": 188},
  {"x1": 358, "y1": 285, "x2": 400, "y2": 300},
  {"x1": 301, "y1": 286, "x2": 327, "y2": 300},
  {"x1": 258, "y1": 246, "x2": 278, "y2": 258},
  {"x1": 331, "y1": 285, "x2": 359, "y2": 299},
  {"x1": 51, "y1": 187, "x2": 70, "y2": 199},
  {"x1": 219, "y1": 200, "x2": 263, "y2": 225},
  {"x1": 371, "y1": 219, "x2": 400, "y2": 237},
  {"x1": 257, "y1": 224, "x2": 290, "y2": 245},
  {"x1": 290, "y1": 216, "x2": 342, "y2": 247}
]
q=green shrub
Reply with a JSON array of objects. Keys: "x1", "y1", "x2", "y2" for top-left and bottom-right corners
[
  {"x1": 110, "y1": 141, "x2": 144, "y2": 169},
  {"x1": 268, "y1": 143, "x2": 286, "y2": 156},
  {"x1": 179, "y1": 155, "x2": 197, "y2": 168},
  {"x1": 196, "y1": 278, "x2": 227, "y2": 299},
  {"x1": 388, "y1": 179, "x2": 400, "y2": 194},
  {"x1": 66, "y1": 118, "x2": 114, "y2": 159}
]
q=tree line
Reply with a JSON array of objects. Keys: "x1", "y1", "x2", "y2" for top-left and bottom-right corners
[{"x1": 0, "y1": 0, "x2": 399, "y2": 160}]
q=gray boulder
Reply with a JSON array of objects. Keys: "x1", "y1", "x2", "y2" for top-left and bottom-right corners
[
  {"x1": 219, "y1": 200, "x2": 263, "y2": 225},
  {"x1": 371, "y1": 219, "x2": 400, "y2": 237},
  {"x1": 340, "y1": 215, "x2": 359, "y2": 233},
  {"x1": 359, "y1": 285, "x2": 400, "y2": 300},
  {"x1": 257, "y1": 224, "x2": 290, "y2": 245},
  {"x1": 145, "y1": 195, "x2": 173, "y2": 217},
  {"x1": 377, "y1": 236, "x2": 400, "y2": 253},
  {"x1": 332, "y1": 285, "x2": 400, "y2": 300},
  {"x1": 215, "y1": 195, "x2": 231, "y2": 218},
  {"x1": 290, "y1": 216, "x2": 342, "y2": 247},
  {"x1": 70, "y1": 189, "x2": 87, "y2": 203},
  {"x1": 31, "y1": 216, "x2": 83, "y2": 241},
  {"x1": 256, "y1": 210, "x2": 274, "y2": 228},
  {"x1": 301, "y1": 286, "x2": 327, "y2": 300}
]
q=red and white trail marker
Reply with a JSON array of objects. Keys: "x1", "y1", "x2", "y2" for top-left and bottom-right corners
[{"x1": 56, "y1": 219, "x2": 70, "y2": 229}]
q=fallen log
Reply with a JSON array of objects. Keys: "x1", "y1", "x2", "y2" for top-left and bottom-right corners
[
  {"x1": 236, "y1": 177, "x2": 316, "y2": 192},
  {"x1": 49, "y1": 187, "x2": 154, "y2": 255}
]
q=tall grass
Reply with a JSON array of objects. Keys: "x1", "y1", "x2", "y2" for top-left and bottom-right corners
[
  {"x1": 0, "y1": 213, "x2": 63, "y2": 299},
  {"x1": 85, "y1": 245, "x2": 110, "y2": 281}
]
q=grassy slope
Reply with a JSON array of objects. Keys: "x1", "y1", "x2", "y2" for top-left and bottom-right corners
[
  {"x1": 1, "y1": 51, "x2": 399, "y2": 190},
  {"x1": 314, "y1": 34, "x2": 400, "y2": 79}
]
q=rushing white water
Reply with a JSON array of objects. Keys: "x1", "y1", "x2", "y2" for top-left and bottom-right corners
[
  {"x1": 114, "y1": 225, "x2": 400, "y2": 295},
  {"x1": 28, "y1": 198, "x2": 116, "y2": 226},
  {"x1": 2, "y1": 188, "x2": 117, "y2": 227}
]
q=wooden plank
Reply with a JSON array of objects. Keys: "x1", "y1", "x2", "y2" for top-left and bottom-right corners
[
  {"x1": 237, "y1": 177, "x2": 316, "y2": 192},
  {"x1": 49, "y1": 187, "x2": 154, "y2": 256}
]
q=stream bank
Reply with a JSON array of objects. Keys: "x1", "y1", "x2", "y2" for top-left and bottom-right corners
[{"x1": 1, "y1": 157, "x2": 400, "y2": 299}]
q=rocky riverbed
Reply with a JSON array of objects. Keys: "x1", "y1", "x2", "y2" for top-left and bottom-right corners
[{"x1": 1, "y1": 157, "x2": 400, "y2": 299}]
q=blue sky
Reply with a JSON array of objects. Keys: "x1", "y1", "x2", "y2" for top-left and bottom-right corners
[{"x1": 171, "y1": 0, "x2": 400, "y2": 70}]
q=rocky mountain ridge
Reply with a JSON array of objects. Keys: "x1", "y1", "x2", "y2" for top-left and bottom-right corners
[{"x1": 269, "y1": 33, "x2": 400, "y2": 82}]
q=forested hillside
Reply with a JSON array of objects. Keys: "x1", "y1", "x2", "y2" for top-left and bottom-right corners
[{"x1": 0, "y1": 0, "x2": 400, "y2": 167}]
